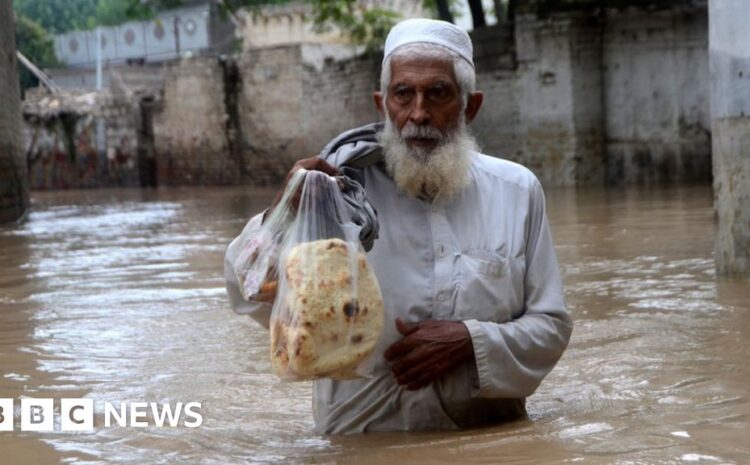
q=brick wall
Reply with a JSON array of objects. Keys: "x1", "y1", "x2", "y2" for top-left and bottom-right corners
[
  {"x1": 0, "y1": 0, "x2": 29, "y2": 222},
  {"x1": 237, "y1": 44, "x2": 380, "y2": 184},
  {"x1": 23, "y1": 92, "x2": 142, "y2": 190},
  {"x1": 299, "y1": 45, "x2": 381, "y2": 157},
  {"x1": 152, "y1": 56, "x2": 242, "y2": 185},
  {"x1": 238, "y1": 45, "x2": 305, "y2": 184}
]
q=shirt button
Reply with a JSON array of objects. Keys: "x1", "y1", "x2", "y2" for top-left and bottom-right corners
[{"x1": 438, "y1": 292, "x2": 447, "y2": 302}]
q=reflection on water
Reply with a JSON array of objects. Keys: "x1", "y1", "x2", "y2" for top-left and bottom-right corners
[{"x1": 0, "y1": 185, "x2": 748, "y2": 465}]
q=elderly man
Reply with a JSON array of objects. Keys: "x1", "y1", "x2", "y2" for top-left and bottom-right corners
[{"x1": 225, "y1": 18, "x2": 573, "y2": 434}]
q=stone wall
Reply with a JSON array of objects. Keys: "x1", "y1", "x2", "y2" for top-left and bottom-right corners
[
  {"x1": 299, "y1": 46, "x2": 382, "y2": 156},
  {"x1": 152, "y1": 56, "x2": 242, "y2": 185},
  {"x1": 99, "y1": 2, "x2": 712, "y2": 188},
  {"x1": 238, "y1": 44, "x2": 379, "y2": 184},
  {"x1": 47, "y1": 62, "x2": 168, "y2": 93},
  {"x1": 23, "y1": 92, "x2": 143, "y2": 190},
  {"x1": 0, "y1": 0, "x2": 29, "y2": 222},
  {"x1": 238, "y1": 45, "x2": 305, "y2": 184},
  {"x1": 238, "y1": 0, "x2": 425, "y2": 50}
]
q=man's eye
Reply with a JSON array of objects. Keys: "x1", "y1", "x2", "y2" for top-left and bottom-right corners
[
  {"x1": 429, "y1": 86, "x2": 449, "y2": 100},
  {"x1": 393, "y1": 88, "x2": 413, "y2": 101}
]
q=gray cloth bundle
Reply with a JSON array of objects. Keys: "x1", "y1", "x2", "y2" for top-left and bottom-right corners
[{"x1": 318, "y1": 122, "x2": 385, "y2": 252}]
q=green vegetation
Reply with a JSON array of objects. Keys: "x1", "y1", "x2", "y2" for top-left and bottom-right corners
[
  {"x1": 306, "y1": 0, "x2": 401, "y2": 52},
  {"x1": 14, "y1": 0, "x2": 98, "y2": 34},
  {"x1": 14, "y1": 0, "x2": 142, "y2": 34},
  {"x1": 11, "y1": 0, "x2": 196, "y2": 33},
  {"x1": 14, "y1": 14, "x2": 59, "y2": 91}
]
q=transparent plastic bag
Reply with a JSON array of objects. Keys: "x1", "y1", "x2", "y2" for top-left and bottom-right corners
[{"x1": 233, "y1": 168, "x2": 384, "y2": 381}]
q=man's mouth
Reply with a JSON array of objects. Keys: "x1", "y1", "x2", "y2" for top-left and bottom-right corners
[
  {"x1": 406, "y1": 137, "x2": 439, "y2": 143},
  {"x1": 404, "y1": 138, "x2": 441, "y2": 152}
]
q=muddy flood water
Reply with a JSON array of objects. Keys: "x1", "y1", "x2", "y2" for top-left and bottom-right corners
[{"x1": 0, "y1": 184, "x2": 748, "y2": 465}]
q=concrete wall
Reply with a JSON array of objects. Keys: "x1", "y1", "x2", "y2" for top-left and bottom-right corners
[
  {"x1": 238, "y1": 0, "x2": 425, "y2": 50},
  {"x1": 152, "y1": 44, "x2": 379, "y2": 186},
  {"x1": 43, "y1": 3, "x2": 710, "y2": 189},
  {"x1": 513, "y1": 15, "x2": 608, "y2": 186},
  {"x1": 238, "y1": 45, "x2": 305, "y2": 184},
  {"x1": 503, "y1": 6, "x2": 709, "y2": 187},
  {"x1": 470, "y1": 15, "x2": 606, "y2": 187},
  {"x1": 603, "y1": 6, "x2": 711, "y2": 184},
  {"x1": 709, "y1": 0, "x2": 750, "y2": 276},
  {"x1": 570, "y1": 18, "x2": 607, "y2": 185},
  {"x1": 48, "y1": 62, "x2": 168, "y2": 92},
  {"x1": 237, "y1": 44, "x2": 379, "y2": 184},
  {"x1": 153, "y1": 56, "x2": 242, "y2": 185},
  {"x1": 299, "y1": 46, "x2": 382, "y2": 156},
  {"x1": 469, "y1": 25, "x2": 522, "y2": 163},
  {"x1": 232, "y1": 18, "x2": 610, "y2": 188},
  {"x1": 0, "y1": 0, "x2": 29, "y2": 222},
  {"x1": 23, "y1": 93, "x2": 143, "y2": 189},
  {"x1": 239, "y1": 4, "x2": 344, "y2": 49},
  {"x1": 229, "y1": 15, "x2": 620, "y2": 188},
  {"x1": 515, "y1": 16, "x2": 577, "y2": 186}
]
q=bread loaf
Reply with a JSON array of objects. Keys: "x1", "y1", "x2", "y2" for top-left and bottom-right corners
[{"x1": 270, "y1": 238, "x2": 384, "y2": 379}]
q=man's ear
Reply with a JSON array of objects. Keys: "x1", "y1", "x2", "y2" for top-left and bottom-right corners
[
  {"x1": 464, "y1": 92, "x2": 484, "y2": 124},
  {"x1": 373, "y1": 91, "x2": 385, "y2": 117}
]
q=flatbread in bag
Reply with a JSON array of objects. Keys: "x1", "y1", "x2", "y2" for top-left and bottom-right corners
[{"x1": 270, "y1": 238, "x2": 384, "y2": 378}]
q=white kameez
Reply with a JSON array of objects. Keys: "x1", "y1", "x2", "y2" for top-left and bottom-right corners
[{"x1": 224, "y1": 151, "x2": 573, "y2": 434}]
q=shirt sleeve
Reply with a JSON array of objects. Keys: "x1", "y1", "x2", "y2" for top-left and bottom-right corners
[
  {"x1": 462, "y1": 178, "x2": 573, "y2": 398},
  {"x1": 224, "y1": 211, "x2": 273, "y2": 329}
]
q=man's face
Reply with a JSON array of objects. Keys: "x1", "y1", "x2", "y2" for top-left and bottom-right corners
[{"x1": 381, "y1": 56, "x2": 464, "y2": 154}]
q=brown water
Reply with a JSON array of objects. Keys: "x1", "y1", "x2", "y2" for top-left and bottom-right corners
[{"x1": 0, "y1": 185, "x2": 748, "y2": 465}]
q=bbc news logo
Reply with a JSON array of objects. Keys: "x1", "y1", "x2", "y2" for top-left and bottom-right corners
[{"x1": 0, "y1": 399, "x2": 203, "y2": 431}]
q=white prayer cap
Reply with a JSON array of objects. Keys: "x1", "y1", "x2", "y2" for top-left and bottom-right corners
[{"x1": 383, "y1": 18, "x2": 474, "y2": 69}]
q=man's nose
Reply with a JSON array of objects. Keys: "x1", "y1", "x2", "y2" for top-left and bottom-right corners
[{"x1": 409, "y1": 94, "x2": 430, "y2": 125}]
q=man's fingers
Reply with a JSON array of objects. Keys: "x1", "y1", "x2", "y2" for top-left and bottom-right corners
[
  {"x1": 384, "y1": 319, "x2": 422, "y2": 361},
  {"x1": 390, "y1": 346, "x2": 431, "y2": 377},
  {"x1": 384, "y1": 336, "x2": 415, "y2": 362},
  {"x1": 268, "y1": 156, "x2": 340, "y2": 216},
  {"x1": 396, "y1": 358, "x2": 437, "y2": 388},
  {"x1": 395, "y1": 318, "x2": 419, "y2": 336},
  {"x1": 384, "y1": 319, "x2": 423, "y2": 361},
  {"x1": 296, "y1": 157, "x2": 340, "y2": 177},
  {"x1": 310, "y1": 158, "x2": 340, "y2": 177}
]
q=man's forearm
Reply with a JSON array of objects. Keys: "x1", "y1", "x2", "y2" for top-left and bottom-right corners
[{"x1": 385, "y1": 318, "x2": 475, "y2": 390}]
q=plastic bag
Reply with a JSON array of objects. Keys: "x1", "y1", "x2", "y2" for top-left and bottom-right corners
[{"x1": 233, "y1": 169, "x2": 384, "y2": 381}]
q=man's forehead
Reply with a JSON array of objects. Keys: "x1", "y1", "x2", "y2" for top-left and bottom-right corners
[
  {"x1": 390, "y1": 51, "x2": 453, "y2": 67},
  {"x1": 389, "y1": 55, "x2": 457, "y2": 86}
]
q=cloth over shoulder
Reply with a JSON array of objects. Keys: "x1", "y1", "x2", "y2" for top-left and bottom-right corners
[{"x1": 317, "y1": 122, "x2": 385, "y2": 252}]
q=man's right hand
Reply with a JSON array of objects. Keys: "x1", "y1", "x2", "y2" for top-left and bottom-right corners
[{"x1": 264, "y1": 156, "x2": 340, "y2": 223}]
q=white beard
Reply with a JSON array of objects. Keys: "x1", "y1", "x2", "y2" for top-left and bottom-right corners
[{"x1": 378, "y1": 116, "x2": 478, "y2": 202}]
